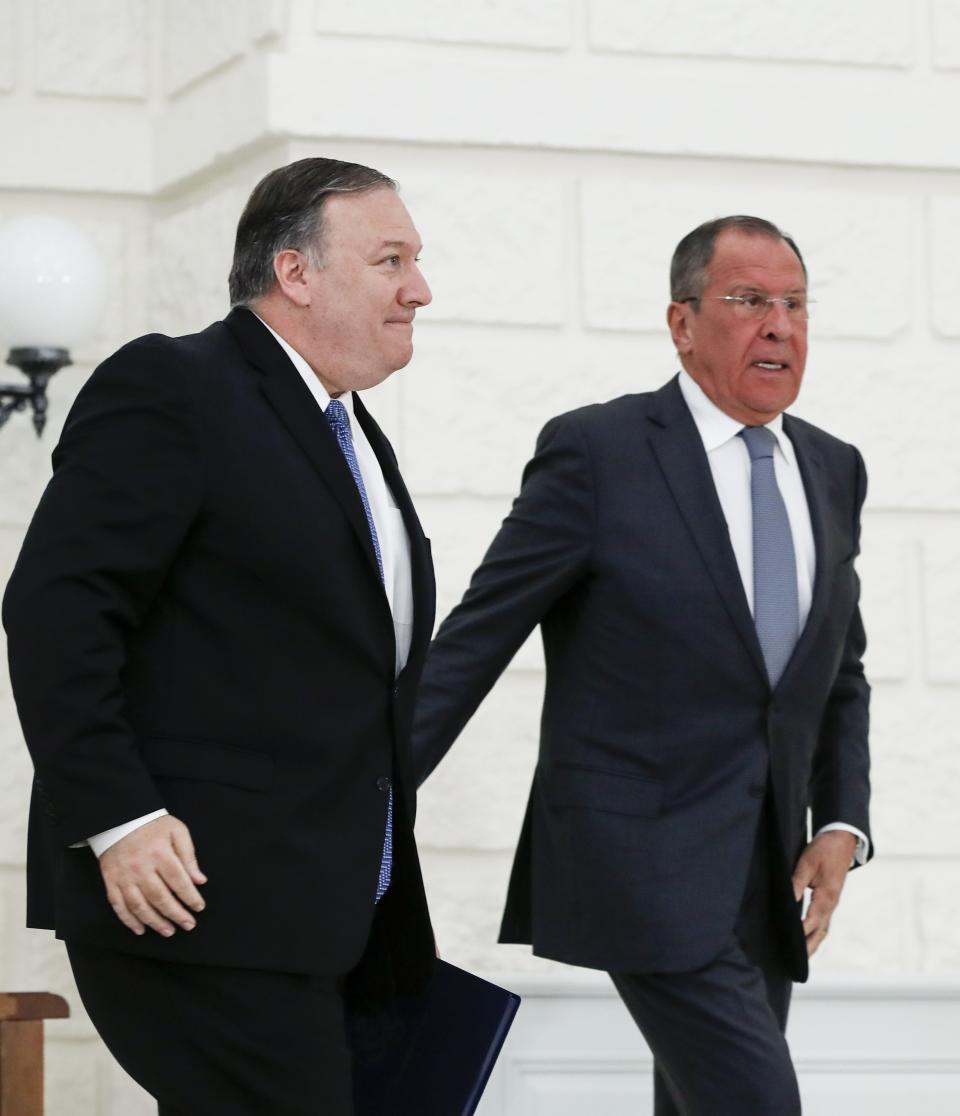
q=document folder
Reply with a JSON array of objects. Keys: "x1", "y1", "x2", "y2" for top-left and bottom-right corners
[{"x1": 350, "y1": 959, "x2": 521, "y2": 1115}]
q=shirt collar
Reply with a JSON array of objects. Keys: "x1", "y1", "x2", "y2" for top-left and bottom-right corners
[
  {"x1": 677, "y1": 369, "x2": 795, "y2": 466},
  {"x1": 252, "y1": 312, "x2": 355, "y2": 420}
]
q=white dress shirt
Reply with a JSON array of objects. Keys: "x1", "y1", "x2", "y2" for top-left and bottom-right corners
[
  {"x1": 262, "y1": 319, "x2": 415, "y2": 678},
  {"x1": 85, "y1": 318, "x2": 414, "y2": 857},
  {"x1": 678, "y1": 370, "x2": 868, "y2": 865}
]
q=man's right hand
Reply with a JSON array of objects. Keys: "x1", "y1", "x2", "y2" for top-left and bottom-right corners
[{"x1": 99, "y1": 815, "x2": 207, "y2": 937}]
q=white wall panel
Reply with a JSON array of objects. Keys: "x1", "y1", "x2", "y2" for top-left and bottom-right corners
[
  {"x1": 931, "y1": 0, "x2": 960, "y2": 69},
  {"x1": 268, "y1": 42, "x2": 960, "y2": 170},
  {"x1": 1, "y1": 1, "x2": 959, "y2": 1111},
  {"x1": 923, "y1": 527, "x2": 960, "y2": 682},
  {"x1": 149, "y1": 187, "x2": 243, "y2": 335},
  {"x1": 930, "y1": 194, "x2": 960, "y2": 337},
  {"x1": 857, "y1": 523, "x2": 914, "y2": 683},
  {"x1": 35, "y1": 0, "x2": 147, "y2": 99},
  {"x1": 314, "y1": 0, "x2": 571, "y2": 49},
  {"x1": 581, "y1": 180, "x2": 916, "y2": 339},
  {"x1": 589, "y1": 0, "x2": 915, "y2": 67},
  {"x1": 403, "y1": 177, "x2": 568, "y2": 327},
  {"x1": 0, "y1": 0, "x2": 15, "y2": 91},
  {"x1": 474, "y1": 976, "x2": 960, "y2": 1115},
  {"x1": 162, "y1": 0, "x2": 249, "y2": 95}
]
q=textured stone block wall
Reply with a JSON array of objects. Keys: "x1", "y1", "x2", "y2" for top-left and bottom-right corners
[{"x1": 0, "y1": 0, "x2": 958, "y2": 1110}]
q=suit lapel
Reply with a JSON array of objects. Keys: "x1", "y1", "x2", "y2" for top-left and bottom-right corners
[
  {"x1": 777, "y1": 416, "x2": 835, "y2": 687},
  {"x1": 353, "y1": 394, "x2": 436, "y2": 675},
  {"x1": 647, "y1": 378, "x2": 768, "y2": 685},
  {"x1": 224, "y1": 308, "x2": 387, "y2": 588}
]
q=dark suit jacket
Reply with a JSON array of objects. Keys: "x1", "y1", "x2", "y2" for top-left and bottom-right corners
[
  {"x1": 413, "y1": 376, "x2": 870, "y2": 982},
  {"x1": 3, "y1": 307, "x2": 435, "y2": 986}
]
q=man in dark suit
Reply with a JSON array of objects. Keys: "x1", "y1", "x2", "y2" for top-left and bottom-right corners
[
  {"x1": 413, "y1": 216, "x2": 871, "y2": 1114},
  {"x1": 3, "y1": 158, "x2": 436, "y2": 1114}
]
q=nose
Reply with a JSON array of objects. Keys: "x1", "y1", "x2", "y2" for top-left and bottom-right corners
[
  {"x1": 761, "y1": 301, "x2": 794, "y2": 341},
  {"x1": 402, "y1": 263, "x2": 432, "y2": 309}
]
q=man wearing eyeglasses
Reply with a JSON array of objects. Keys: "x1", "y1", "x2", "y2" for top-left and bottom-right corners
[{"x1": 413, "y1": 215, "x2": 871, "y2": 1114}]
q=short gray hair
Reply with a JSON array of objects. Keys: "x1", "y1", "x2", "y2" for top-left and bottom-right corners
[
  {"x1": 670, "y1": 215, "x2": 806, "y2": 304},
  {"x1": 228, "y1": 157, "x2": 397, "y2": 307}
]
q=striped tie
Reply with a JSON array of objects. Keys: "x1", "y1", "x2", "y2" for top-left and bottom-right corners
[{"x1": 325, "y1": 398, "x2": 393, "y2": 902}]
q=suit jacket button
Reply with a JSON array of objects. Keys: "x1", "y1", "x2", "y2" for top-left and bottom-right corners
[
  {"x1": 748, "y1": 783, "x2": 766, "y2": 799},
  {"x1": 376, "y1": 776, "x2": 391, "y2": 792}
]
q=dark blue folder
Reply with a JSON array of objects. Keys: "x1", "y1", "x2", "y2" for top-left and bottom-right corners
[{"x1": 350, "y1": 960, "x2": 521, "y2": 1115}]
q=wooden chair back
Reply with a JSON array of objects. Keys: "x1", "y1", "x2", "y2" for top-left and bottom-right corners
[{"x1": 0, "y1": 994, "x2": 69, "y2": 1116}]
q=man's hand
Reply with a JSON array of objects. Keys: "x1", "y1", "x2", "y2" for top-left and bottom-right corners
[
  {"x1": 792, "y1": 829, "x2": 857, "y2": 957},
  {"x1": 99, "y1": 815, "x2": 207, "y2": 937}
]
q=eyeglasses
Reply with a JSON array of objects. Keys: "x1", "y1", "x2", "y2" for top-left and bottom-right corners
[{"x1": 682, "y1": 293, "x2": 814, "y2": 320}]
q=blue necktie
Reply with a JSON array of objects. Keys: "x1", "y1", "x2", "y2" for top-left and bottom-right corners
[
  {"x1": 738, "y1": 426, "x2": 800, "y2": 688},
  {"x1": 325, "y1": 398, "x2": 392, "y2": 902}
]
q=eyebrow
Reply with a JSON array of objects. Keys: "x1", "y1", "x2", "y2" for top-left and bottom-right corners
[
  {"x1": 730, "y1": 283, "x2": 807, "y2": 293},
  {"x1": 374, "y1": 239, "x2": 423, "y2": 252}
]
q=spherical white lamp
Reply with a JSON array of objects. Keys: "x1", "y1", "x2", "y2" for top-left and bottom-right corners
[{"x1": 0, "y1": 216, "x2": 106, "y2": 435}]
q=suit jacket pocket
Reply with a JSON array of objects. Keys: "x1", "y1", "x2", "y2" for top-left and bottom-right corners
[
  {"x1": 549, "y1": 763, "x2": 663, "y2": 818},
  {"x1": 139, "y1": 738, "x2": 273, "y2": 791}
]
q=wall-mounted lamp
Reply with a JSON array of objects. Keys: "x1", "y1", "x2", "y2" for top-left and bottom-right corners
[{"x1": 0, "y1": 216, "x2": 106, "y2": 436}]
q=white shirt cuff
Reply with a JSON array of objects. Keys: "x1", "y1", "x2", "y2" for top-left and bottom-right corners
[
  {"x1": 815, "y1": 822, "x2": 869, "y2": 866},
  {"x1": 85, "y1": 809, "x2": 170, "y2": 858}
]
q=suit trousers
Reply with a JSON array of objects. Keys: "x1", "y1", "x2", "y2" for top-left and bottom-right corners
[
  {"x1": 66, "y1": 942, "x2": 353, "y2": 1115},
  {"x1": 610, "y1": 799, "x2": 801, "y2": 1116}
]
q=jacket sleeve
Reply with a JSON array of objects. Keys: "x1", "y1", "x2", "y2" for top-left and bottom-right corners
[
  {"x1": 808, "y1": 445, "x2": 872, "y2": 859},
  {"x1": 412, "y1": 412, "x2": 595, "y2": 785},
  {"x1": 2, "y1": 338, "x2": 204, "y2": 845}
]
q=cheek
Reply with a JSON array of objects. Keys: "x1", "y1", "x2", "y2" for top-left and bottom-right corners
[{"x1": 793, "y1": 336, "x2": 809, "y2": 368}]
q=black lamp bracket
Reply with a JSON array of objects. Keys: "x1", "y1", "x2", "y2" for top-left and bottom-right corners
[{"x1": 1, "y1": 347, "x2": 72, "y2": 436}]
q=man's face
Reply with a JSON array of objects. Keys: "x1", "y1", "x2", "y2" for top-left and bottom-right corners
[
  {"x1": 299, "y1": 188, "x2": 431, "y2": 394},
  {"x1": 667, "y1": 230, "x2": 808, "y2": 425}
]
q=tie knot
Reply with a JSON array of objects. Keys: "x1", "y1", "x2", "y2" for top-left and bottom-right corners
[
  {"x1": 739, "y1": 425, "x2": 777, "y2": 462},
  {"x1": 325, "y1": 398, "x2": 349, "y2": 433}
]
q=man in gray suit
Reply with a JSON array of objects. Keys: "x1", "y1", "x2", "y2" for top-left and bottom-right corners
[{"x1": 413, "y1": 215, "x2": 871, "y2": 1114}]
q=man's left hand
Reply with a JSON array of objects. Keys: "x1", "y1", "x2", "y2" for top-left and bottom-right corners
[{"x1": 792, "y1": 830, "x2": 857, "y2": 957}]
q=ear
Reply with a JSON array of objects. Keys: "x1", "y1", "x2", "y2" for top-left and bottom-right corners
[
  {"x1": 273, "y1": 249, "x2": 312, "y2": 308},
  {"x1": 667, "y1": 301, "x2": 694, "y2": 355}
]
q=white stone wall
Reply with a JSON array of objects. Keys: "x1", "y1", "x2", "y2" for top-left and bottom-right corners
[{"x1": 1, "y1": 1, "x2": 958, "y2": 1111}]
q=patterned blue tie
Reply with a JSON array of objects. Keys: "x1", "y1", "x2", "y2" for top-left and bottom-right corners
[
  {"x1": 325, "y1": 398, "x2": 392, "y2": 902},
  {"x1": 738, "y1": 426, "x2": 800, "y2": 688}
]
